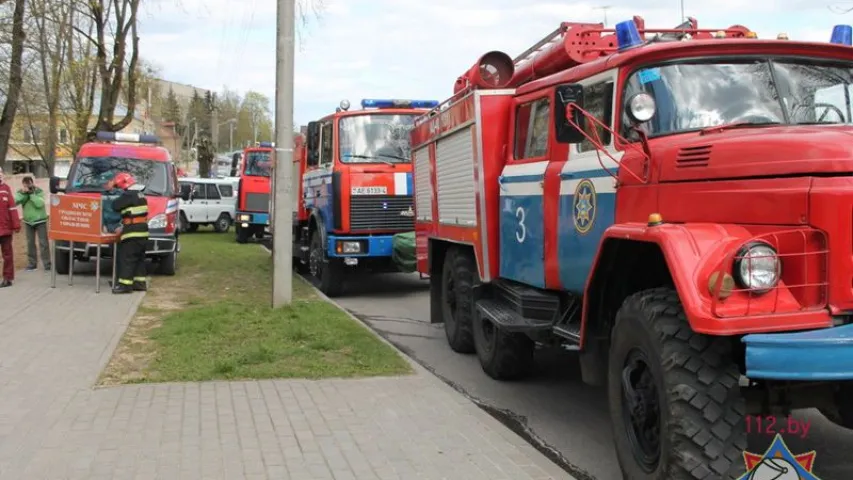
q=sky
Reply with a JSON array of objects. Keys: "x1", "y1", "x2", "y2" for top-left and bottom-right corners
[{"x1": 138, "y1": 0, "x2": 853, "y2": 126}]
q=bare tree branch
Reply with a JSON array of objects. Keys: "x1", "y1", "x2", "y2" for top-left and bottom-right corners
[{"x1": 0, "y1": 0, "x2": 26, "y2": 170}]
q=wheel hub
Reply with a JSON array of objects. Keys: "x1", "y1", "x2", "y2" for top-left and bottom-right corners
[{"x1": 621, "y1": 351, "x2": 662, "y2": 472}]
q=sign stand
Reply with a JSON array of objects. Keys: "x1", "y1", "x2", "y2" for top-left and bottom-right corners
[{"x1": 48, "y1": 194, "x2": 119, "y2": 293}]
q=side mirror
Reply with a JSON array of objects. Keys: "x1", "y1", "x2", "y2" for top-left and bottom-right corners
[
  {"x1": 306, "y1": 121, "x2": 320, "y2": 166},
  {"x1": 48, "y1": 176, "x2": 64, "y2": 194},
  {"x1": 554, "y1": 84, "x2": 586, "y2": 144},
  {"x1": 179, "y1": 184, "x2": 192, "y2": 201}
]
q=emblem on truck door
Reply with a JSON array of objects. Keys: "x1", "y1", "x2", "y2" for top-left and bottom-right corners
[
  {"x1": 573, "y1": 179, "x2": 596, "y2": 234},
  {"x1": 400, "y1": 206, "x2": 414, "y2": 217}
]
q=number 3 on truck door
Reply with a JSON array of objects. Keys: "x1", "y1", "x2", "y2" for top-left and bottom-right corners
[{"x1": 516, "y1": 206, "x2": 526, "y2": 242}]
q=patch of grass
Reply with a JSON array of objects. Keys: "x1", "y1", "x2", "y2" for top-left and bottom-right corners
[{"x1": 98, "y1": 232, "x2": 410, "y2": 384}]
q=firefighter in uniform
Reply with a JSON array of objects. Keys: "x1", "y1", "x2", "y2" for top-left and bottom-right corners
[{"x1": 109, "y1": 173, "x2": 149, "y2": 294}]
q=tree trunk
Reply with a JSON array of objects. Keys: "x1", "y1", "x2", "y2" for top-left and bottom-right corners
[{"x1": 0, "y1": 0, "x2": 27, "y2": 172}]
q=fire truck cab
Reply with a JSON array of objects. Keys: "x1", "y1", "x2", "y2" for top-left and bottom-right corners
[
  {"x1": 49, "y1": 131, "x2": 181, "y2": 276},
  {"x1": 235, "y1": 142, "x2": 274, "y2": 243},
  {"x1": 414, "y1": 18, "x2": 853, "y2": 478},
  {"x1": 293, "y1": 99, "x2": 437, "y2": 297}
]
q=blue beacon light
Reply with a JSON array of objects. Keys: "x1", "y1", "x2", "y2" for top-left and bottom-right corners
[
  {"x1": 361, "y1": 99, "x2": 441, "y2": 109},
  {"x1": 830, "y1": 25, "x2": 853, "y2": 46},
  {"x1": 615, "y1": 20, "x2": 644, "y2": 51}
]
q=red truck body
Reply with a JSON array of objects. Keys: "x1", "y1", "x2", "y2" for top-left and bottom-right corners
[
  {"x1": 412, "y1": 17, "x2": 853, "y2": 478},
  {"x1": 49, "y1": 132, "x2": 181, "y2": 275}
]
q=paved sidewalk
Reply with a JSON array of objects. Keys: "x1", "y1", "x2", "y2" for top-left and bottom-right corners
[{"x1": 0, "y1": 271, "x2": 571, "y2": 480}]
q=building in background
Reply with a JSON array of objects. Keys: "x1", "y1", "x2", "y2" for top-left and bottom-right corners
[
  {"x1": 5, "y1": 78, "x2": 210, "y2": 178},
  {"x1": 5, "y1": 98, "x2": 155, "y2": 178}
]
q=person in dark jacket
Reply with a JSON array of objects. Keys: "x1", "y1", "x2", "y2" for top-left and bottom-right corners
[
  {"x1": 0, "y1": 167, "x2": 22, "y2": 287},
  {"x1": 107, "y1": 172, "x2": 149, "y2": 294}
]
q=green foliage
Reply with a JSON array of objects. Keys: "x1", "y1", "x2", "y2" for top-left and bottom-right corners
[{"x1": 162, "y1": 87, "x2": 181, "y2": 124}]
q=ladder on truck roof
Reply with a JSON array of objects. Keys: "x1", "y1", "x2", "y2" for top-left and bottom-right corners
[
  {"x1": 512, "y1": 23, "x2": 570, "y2": 75},
  {"x1": 508, "y1": 17, "x2": 752, "y2": 87}
]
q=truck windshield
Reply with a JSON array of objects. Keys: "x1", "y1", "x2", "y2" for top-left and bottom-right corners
[
  {"x1": 623, "y1": 58, "x2": 853, "y2": 137},
  {"x1": 338, "y1": 114, "x2": 417, "y2": 163},
  {"x1": 244, "y1": 150, "x2": 271, "y2": 177},
  {"x1": 67, "y1": 156, "x2": 170, "y2": 196}
]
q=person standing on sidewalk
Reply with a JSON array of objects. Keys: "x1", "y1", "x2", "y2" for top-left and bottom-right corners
[
  {"x1": 0, "y1": 167, "x2": 22, "y2": 287},
  {"x1": 15, "y1": 176, "x2": 50, "y2": 272},
  {"x1": 108, "y1": 173, "x2": 149, "y2": 294}
]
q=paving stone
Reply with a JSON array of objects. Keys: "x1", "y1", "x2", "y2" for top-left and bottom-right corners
[{"x1": 0, "y1": 271, "x2": 573, "y2": 479}]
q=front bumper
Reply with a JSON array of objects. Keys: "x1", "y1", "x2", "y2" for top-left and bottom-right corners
[
  {"x1": 743, "y1": 322, "x2": 853, "y2": 381},
  {"x1": 55, "y1": 232, "x2": 177, "y2": 257},
  {"x1": 235, "y1": 211, "x2": 270, "y2": 228},
  {"x1": 326, "y1": 234, "x2": 394, "y2": 258}
]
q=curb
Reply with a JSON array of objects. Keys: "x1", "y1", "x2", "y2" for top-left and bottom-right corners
[
  {"x1": 260, "y1": 242, "x2": 422, "y2": 373},
  {"x1": 261, "y1": 245, "x2": 577, "y2": 479}
]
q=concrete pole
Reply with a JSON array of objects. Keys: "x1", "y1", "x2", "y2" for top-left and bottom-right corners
[
  {"x1": 229, "y1": 122, "x2": 234, "y2": 151},
  {"x1": 272, "y1": 0, "x2": 295, "y2": 306}
]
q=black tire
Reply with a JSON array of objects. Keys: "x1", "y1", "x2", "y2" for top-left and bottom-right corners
[
  {"x1": 154, "y1": 250, "x2": 177, "y2": 276},
  {"x1": 820, "y1": 383, "x2": 853, "y2": 429},
  {"x1": 609, "y1": 287, "x2": 746, "y2": 480},
  {"x1": 178, "y1": 212, "x2": 189, "y2": 233},
  {"x1": 54, "y1": 244, "x2": 71, "y2": 275},
  {"x1": 213, "y1": 214, "x2": 231, "y2": 233},
  {"x1": 472, "y1": 307, "x2": 535, "y2": 380},
  {"x1": 186, "y1": 223, "x2": 198, "y2": 233},
  {"x1": 308, "y1": 230, "x2": 344, "y2": 297},
  {"x1": 254, "y1": 230, "x2": 265, "y2": 239},
  {"x1": 440, "y1": 248, "x2": 476, "y2": 353},
  {"x1": 236, "y1": 225, "x2": 250, "y2": 244}
]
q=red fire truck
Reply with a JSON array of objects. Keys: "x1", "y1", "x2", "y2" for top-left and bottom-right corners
[
  {"x1": 235, "y1": 142, "x2": 274, "y2": 243},
  {"x1": 293, "y1": 99, "x2": 437, "y2": 296},
  {"x1": 413, "y1": 17, "x2": 853, "y2": 478},
  {"x1": 49, "y1": 131, "x2": 181, "y2": 275}
]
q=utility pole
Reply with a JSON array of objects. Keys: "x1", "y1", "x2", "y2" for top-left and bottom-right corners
[
  {"x1": 680, "y1": 0, "x2": 685, "y2": 21},
  {"x1": 211, "y1": 106, "x2": 220, "y2": 151},
  {"x1": 229, "y1": 122, "x2": 234, "y2": 151},
  {"x1": 594, "y1": 5, "x2": 612, "y2": 26},
  {"x1": 272, "y1": 0, "x2": 295, "y2": 306}
]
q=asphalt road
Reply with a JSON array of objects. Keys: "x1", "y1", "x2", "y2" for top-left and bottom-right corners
[{"x1": 327, "y1": 272, "x2": 853, "y2": 480}]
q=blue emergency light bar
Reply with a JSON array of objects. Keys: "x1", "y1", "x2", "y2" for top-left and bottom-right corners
[
  {"x1": 96, "y1": 131, "x2": 160, "y2": 144},
  {"x1": 257, "y1": 142, "x2": 274, "y2": 148},
  {"x1": 615, "y1": 20, "x2": 644, "y2": 51},
  {"x1": 831, "y1": 25, "x2": 853, "y2": 46},
  {"x1": 361, "y1": 99, "x2": 440, "y2": 109}
]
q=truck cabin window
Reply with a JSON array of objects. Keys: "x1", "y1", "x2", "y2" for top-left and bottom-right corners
[
  {"x1": 244, "y1": 151, "x2": 271, "y2": 177},
  {"x1": 338, "y1": 114, "x2": 417, "y2": 164},
  {"x1": 621, "y1": 58, "x2": 853, "y2": 138},
  {"x1": 67, "y1": 156, "x2": 170, "y2": 196},
  {"x1": 514, "y1": 98, "x2": 551, "y2": 159}
]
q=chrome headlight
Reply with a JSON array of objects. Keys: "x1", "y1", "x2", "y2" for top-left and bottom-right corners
[
  {"x1": 148, "y1": 213, "x2": 167, "y2": 229},
  {"x1": 733, "y1": 242, "x2": 780, "y2": 293}
]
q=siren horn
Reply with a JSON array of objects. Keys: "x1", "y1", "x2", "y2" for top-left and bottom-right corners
[{"x1": 453, "y1": 51, "x2": 515, "y2": 94}]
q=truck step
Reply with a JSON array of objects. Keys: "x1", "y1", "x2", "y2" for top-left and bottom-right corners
[
  {"x1": 476, "y1": 298, "x2": 552, "y2": 333},
  {"x1": 553, "y1": 323, "x2": 581, "y2": 343},
  {"x1": 493, "y1": 279, "x2": 560, "y2": 321}
]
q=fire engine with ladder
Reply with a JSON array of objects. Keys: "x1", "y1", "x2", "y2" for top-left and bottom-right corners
[{"x1": 412, "y1": 16, "x2": 853, "y2": 478}]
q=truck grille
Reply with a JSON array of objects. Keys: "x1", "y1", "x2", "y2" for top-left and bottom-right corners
[
  {"x1": 350, "y1": 195, "x2": 414, "y2": 232},
  {"x1": 244, "y1": 192, "x2": 269, "y2": 212}
]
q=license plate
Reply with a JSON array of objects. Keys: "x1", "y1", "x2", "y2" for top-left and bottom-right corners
[{"x1": 351, "y1": 186, "x2": 387, "y2": 195}]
